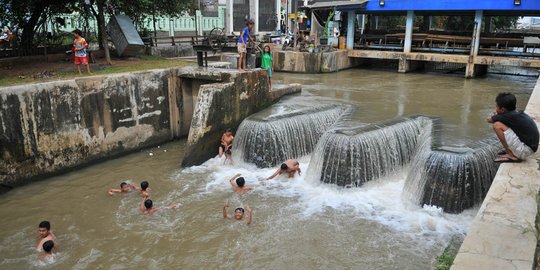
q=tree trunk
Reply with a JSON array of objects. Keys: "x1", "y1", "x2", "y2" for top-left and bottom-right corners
[
  {"x1": 21, "y1": 3, "x2": 45, "y2": 54},
  {"x1": 97, "y1": 0, "x2": 112, "y2": 65}
]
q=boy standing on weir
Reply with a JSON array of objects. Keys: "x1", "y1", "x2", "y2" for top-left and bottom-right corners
[
  {"x1": 487, "y1": 92, "x2": 539, "y2": 163},
  {"x1": 237, "y1": 19, "x2": 255, "y2": 71},
  {"x1": 219, "y1": 128, "x2": 234, "y2": 158},
  {"x1": 267, "y1": 159, "x2": 302, "y2": 179}
]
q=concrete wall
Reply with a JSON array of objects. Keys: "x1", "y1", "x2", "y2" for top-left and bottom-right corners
[
  {"x1": 273, "y1": 50, "x2": 361, "y2": 73},
  {"x1": 180, "y1": 67, "x2": 302, "y2": 166},
  {"x1": 451, "y1": 76, "x2": 540, "y2": 270},
  {"x1": 0, "y1": 67, "x2": 301, "y2": 187},
  {"x1": 149, "y1": 44, "x2": 194, "y2": 58}
]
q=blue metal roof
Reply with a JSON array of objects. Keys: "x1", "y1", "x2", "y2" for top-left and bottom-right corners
[{"x1": 364, "y1": 0, "x2": 540, "y2": 12}]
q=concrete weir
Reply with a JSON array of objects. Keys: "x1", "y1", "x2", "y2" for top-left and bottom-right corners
[
  {"x1": 0, "y1": 67, "x2": 300, "y2": 187},
  {"x1": 451, "y1": 76, "x2": 540, "y2": 269}
]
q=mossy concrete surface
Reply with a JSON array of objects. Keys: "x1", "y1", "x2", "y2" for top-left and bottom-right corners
[{"x1": 0, "y1": 66, "x2": 301, "y2": 188}]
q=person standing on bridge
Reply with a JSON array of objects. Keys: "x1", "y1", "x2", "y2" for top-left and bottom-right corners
[
  {"x1": 487, "y1": 92, "x2": 539, "y2": 163},
  {"x1": 237, "y1": 19, "x2": 255, "y2": 71}
]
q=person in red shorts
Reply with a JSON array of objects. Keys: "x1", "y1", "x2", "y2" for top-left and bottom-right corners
[{"x1": 72, "y1": 29, "x2": 92, "y2": 75}]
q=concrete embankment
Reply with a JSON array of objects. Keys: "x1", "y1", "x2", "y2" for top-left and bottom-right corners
[
  {"x1": 0, "y1": 67, "x2": 300, "y2": 188},
  {"x1": 452, "y1": 77, "x2": 540, "y2": 269}
]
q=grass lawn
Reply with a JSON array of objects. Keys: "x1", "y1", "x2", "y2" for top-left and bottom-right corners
[{"x1": 0, "y1": 55, "x2": 195, "y2": 87}]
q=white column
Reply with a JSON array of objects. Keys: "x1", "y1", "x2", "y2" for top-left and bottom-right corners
[
  {"x1": 226, "y1": 0, "x2": 233, "y2": 34},
  {"x1": 361, "y1": 14, "x2": 366, "y2": 35},
  {"x1": 346, "y1": 10, "x2": 355, "y2": 49},
  {"x1": 471, "y1": 10, "x2": 483, "y2": 57},
  {"x1": 276, "y1": 0, "x2": 281, "y2": 31},
  {"x1": 404, "y1": 10, "x2": 414, "y2": 53},
  {"x1": 249, "y1": 0, "x2": 259, "y2": 34}
]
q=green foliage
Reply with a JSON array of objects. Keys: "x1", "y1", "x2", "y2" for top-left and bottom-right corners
[
  {"x1": 323, "y1": 11, "x2": 334, "y2": 38},
  {"x1": 491, "y1": 16, "x2": 519, "y2": 31},
  {"x1": 435, "y1": 246, "x2": 456, "y2": 270}
]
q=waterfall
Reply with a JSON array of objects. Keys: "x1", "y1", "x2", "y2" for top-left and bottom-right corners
[
  {"x1": 306, "y1": 116, "x2": 432, "y2": 187},
  {"x1": 232, "y1": 104, "x2": 351, "y2": 168},
  {"x1": 402, "y1": 138, "x2": 499, "y2": 214}
]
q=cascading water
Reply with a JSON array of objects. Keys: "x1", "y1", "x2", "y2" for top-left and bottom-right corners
[
  {"x1": 303, "y1": 114, "x2": 499, "y2": 213},
  {"x1": 232, "y1": 104, "x2": 351, "y2": 168},
  {"x1": 402, "y1": 137, "x2": 499, "y2": 214},
  {"x1": 305, "y1": 117, "x2": 432, "y2": 187}
]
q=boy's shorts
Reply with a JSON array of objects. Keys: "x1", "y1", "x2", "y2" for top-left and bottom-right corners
[
  {"x1": 504, "y1": 128, "x2": 534, "y2": 159},
  {"x1": 74, "y1": 56, "x2": 88, "y2": 65},
  {"x1": 237, "y1": 43, "x2": 247, "y2": 53}
]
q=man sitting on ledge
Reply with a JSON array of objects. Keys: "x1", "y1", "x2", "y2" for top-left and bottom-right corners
[{"x1": 487, "y1": 92, "x2": 539, "y2": 163}]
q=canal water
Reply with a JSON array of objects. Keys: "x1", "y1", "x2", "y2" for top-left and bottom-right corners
[{"x1": 0, "y1": 69, "x2": 535, "y2": 269}]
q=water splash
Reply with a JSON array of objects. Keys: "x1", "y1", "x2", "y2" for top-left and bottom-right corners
[{"x1": 232, "y1": 104, "x2": 350, "y2": 168}]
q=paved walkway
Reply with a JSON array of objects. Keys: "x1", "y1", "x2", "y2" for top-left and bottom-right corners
[{"x1": 452, "y1": 76, "x2": 540, "y2": 270}]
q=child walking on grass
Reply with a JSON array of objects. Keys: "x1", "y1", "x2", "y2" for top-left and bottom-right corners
[
  {"x1": 72, "y1": 29, "x2": 92, "y2": 75},
  {"x1": 261, "y1": 45, "x2": 273, "y2": 89}
]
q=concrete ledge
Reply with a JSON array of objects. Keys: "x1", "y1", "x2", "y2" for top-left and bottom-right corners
[
  {"x1": 452, "y1": 76, "x2": 540, "y2": 270},
  {"x1": 274, "y1": 50, "x2": 361, "y2": 73}
]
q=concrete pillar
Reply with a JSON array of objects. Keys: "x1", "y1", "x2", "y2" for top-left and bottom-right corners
[
  {"x1": 465, "y1": 10, "x2": 483, "y2": 78},
  {"x1": 360, "y1": 14, "x2": 366, "y2": 35},
  {"x1": 484, "y1": 16, "x2": 492, "y2": 33},
  {"x1": 226, "y1": 0, "x2": 233, "y2": 34},
  {"x1": 375, "y1": 16, "x2": 379, "y2": 30},
  {"x1": 346, "y1": 10, "x2": 355, "y2": 49},
  {"x1": 404, "y1": 10, "x2": 414, "y2": 53},
  {"x1": 250, "y1": 0, "x2": 259, "y2": 35},
  {"x1": 276, "y1": 0, "x2": 281, "y2": 31}
]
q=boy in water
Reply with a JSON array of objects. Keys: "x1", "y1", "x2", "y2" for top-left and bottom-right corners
[
  {"x1": 107, "y1": 181, "x2": 133, "y2": 196},
  {"x1": 487, "y1": 92, "x2": 539, "y2": 163},
  {"x1": 267, "y1": 159, "x2": 302, "y2": 179},
  {"x1": 223, "y1": 201, "x2": 252, "y2": 225},
  {"x1": 218, "y1": 128, "x2": 234, "y2": 158},
  {"x1": 37, "y1": 240, "x2": 55, "y2": 262},
  {"x1": 36, "y1": 221, "x2": 57, "y2": 252},
  {"x1": 72, "y1": 29, "x2": 92, "y2": 75},
  {"x1": 229, "y1": 173, "x2": 255, "y2": 194},
  {"x1": 129, "y1": 181, "x2": 151, "y2": 198},
  {"x1": 139, "y1": 195, "x2": 179, "y2": 216}
]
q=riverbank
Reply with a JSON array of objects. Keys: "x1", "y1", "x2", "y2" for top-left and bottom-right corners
[{"x1": 451, "y1": 75, "x2": 540, "y2": 270}]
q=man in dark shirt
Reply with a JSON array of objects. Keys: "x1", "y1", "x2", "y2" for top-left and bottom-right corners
[{"x1": 487, "y1": 92, "x2": 539, "y2": 162}]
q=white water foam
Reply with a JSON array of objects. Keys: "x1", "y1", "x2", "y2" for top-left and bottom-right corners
[{"x1": 179, "y1": 155, "x2": 477, "y2": 238}]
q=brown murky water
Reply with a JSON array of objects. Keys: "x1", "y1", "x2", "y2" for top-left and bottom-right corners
[{"x1": 0, "y1": 69, "x2": 535, "y2": 270}]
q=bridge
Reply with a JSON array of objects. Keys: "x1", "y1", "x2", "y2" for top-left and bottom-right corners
[{"x1": 316, "y1": 0, "x2": 540, "y2": 77}]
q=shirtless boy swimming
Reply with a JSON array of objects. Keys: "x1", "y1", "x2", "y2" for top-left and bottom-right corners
[
  {"x1": 267, "y1": 159, "x2": 301, "y2": 179},
  {"x1": 107, "y1": 182, "x2": 134, "y2": 196},
  {"x1": 139, "y1": 195, "x2": 179, "y2": 216},
  {"x1": 36, "y1": 221, "x2": 57, "y2": 252},
  {"x1": 229, "y1": 173, "x2": 255, "y2": 194},
  {"x1": 223, "y1": 201, "x2": 252, "y2": 225}
]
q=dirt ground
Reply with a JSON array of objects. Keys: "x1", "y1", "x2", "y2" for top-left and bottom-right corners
[{"x1": 0, "y1": 53, "x2": 195, "y2": 87}]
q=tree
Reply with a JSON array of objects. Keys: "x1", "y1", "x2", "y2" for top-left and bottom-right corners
[{"x1": 1, "y1": 0, "x2": 78, "y2": 53}]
